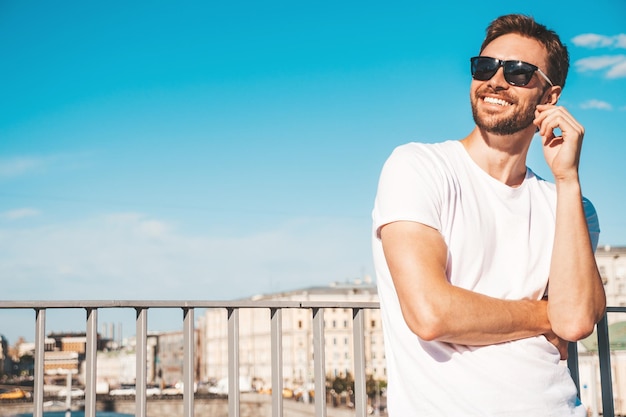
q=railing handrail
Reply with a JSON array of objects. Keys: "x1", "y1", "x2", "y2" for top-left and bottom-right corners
[{"x1": 0, "y1": 300, "x2": 379, "y2": 309}]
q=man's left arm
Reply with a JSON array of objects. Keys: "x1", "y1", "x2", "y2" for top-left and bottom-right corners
[{"x1": 535, "y1": 104, "x2": 606, "y2": 341}]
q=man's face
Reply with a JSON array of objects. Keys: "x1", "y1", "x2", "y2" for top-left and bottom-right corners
[{"x1": 470, "y1": 33, "x2": 551, "y2": 136}]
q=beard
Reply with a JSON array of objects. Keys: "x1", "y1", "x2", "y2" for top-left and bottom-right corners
[{"x1": 471, "y1": 89, "x2": 541, "y2": 135}]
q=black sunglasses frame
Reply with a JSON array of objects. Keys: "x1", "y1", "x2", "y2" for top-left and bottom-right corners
[{"x1": 470, "y1": 56, "x2": 554, "y2": 87}]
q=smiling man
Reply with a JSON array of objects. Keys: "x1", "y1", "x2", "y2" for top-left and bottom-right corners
[{"x1": 372, "y1": 14, "x2": 606, "y2": 416}]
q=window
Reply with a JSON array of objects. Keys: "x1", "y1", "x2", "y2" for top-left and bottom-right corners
[{"x1": 599, "y1": 266, "x2": 608, "y2": 285}]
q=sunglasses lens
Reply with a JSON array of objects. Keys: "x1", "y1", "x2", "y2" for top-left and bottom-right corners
[
  {"x1": 503, "y1": 61, "x2": 535, "y2": 86},
  {"x1": 471, "y1": 57, "x2": 498, "y2": 81}
]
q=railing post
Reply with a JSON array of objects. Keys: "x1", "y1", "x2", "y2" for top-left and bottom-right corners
[
  {"x1": 183, "y1": 307, "x2": 195, "y2": 417},
  {"x1": 33, "y1": 308, "x2": 46, "y2": 417},
  {"x1": 312, "y1": 307, "x2": 327, "y2": 417},
  {"x1": 135, "y1": 307, "x2": 148, "y2": 417},
  {"x1": 84, "y1": 308, "x2": 98, "y2": 417},
  {"x1": 567, "y1": 341, "x2": 580, "y2": 397},
  {"x1": 271, "y1": 308, "x2": 284, "y2": 417},
  {"x1": 353, "y1": 308, "x2": 367, "y2": 417},
  {"x1": 228, "y1": 307, "x2": 240, "y2": 417},
  {"x1": 598, "y1": 313, "x2": 615, "y2": 417}
]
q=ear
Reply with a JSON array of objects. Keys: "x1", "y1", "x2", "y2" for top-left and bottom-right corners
[{"x1": 542, "y1": 86, "x2": 562, "y2": 105}]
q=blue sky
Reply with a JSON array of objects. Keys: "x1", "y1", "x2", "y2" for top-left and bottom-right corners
[{"x1": 1, "y1": 1, "x2": 625, "y2": 343}]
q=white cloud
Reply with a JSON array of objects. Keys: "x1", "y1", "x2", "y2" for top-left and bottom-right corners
[
  {"x1": 0, "y1": 157, "x2": 46, "y2": 179},
  {"x1": 0, "y1": 152, "x2": 94, "y2": 180},
  {"x1": 573, "y1": 34, "x2": 615, "y2": 48},
  {"x1": 572, "y1": 34, "x2": 626, "y2": 80},
  {"x1": 580, "y1": 99, "x2": 613, "y2": 110},
  {"x1": 102, "y1": 213, "x2": 172, "y2": 240},
  {"x1": 607, "y1": 60, "x2": 626, "y2": 78},
  {"x1": 0, "y1": 212, "x2": 372, "y2": 301},
  {"x1": 575, "y1": 55, "x2": 626, "y2": 71},
  {"x1": 574, "y1": 55, "x2": 626, "y2": 79},
  {"x1": 572, "y1": 34, "x2": 626, "y2": 49},
  {"x1": 1, "y1": 208, "x2": 41, "y2": 220}
]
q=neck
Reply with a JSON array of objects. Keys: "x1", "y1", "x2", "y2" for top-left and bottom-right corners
[{"x1": 460, "y1": 126, "x2": 535, "y2": 187}]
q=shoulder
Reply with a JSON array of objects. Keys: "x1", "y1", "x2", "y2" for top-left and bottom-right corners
[
  {"x1": 389, "y1": 140, "x2": 460, "y2": 159},
  {"x1": 384, "y1": 140, "x2": 461, "y2": 172}
]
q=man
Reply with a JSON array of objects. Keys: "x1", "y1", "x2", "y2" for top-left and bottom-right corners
[{"x1": 372, "y1": 14, "x2": 606, "y2": 416}]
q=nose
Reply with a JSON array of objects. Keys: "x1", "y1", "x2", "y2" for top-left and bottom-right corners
[{"x1": 488, "y1": 66, "x2": 509, "y2": 89}]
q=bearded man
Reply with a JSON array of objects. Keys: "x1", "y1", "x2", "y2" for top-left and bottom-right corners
[{"x1": 372, "y1": 14, "x2": 606, "y2": 416}]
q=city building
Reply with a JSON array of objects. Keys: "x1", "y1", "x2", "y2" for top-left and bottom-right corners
[
  {"x1": 198, "y1": 278, "x2": 385, "y2": 391},
  {"x1": 155, "y1": 329, "x2": 200, "y2": 388},
  {"x1": 1, "y1": 334, "x2": 9, "y2": 375},
  {"x1": 596, "y1": 245, "x2": 626, "y2": 311}
]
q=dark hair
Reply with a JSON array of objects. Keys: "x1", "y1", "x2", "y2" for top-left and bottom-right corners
[{"x1": 480, "y1": 14, "x2": 569, "y2": 88}]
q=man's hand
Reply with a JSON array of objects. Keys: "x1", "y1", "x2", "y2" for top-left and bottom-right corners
[
  {"x1": 544, "y1": 329, "x2": 569, "y2": 360},
  {"x1": 534, "y1": 104, "x2": 584, "y2": 182}
]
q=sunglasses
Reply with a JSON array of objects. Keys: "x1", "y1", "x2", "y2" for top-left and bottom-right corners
[{"x1": 470, "y1": 56, "x2": 554, "y2": 87}]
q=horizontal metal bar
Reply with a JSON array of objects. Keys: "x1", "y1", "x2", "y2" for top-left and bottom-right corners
[
  {"x1": 0, "y1": 300, "x2": 302, "y2": 309},
  {"x1": 300, "y1": 301, "x2": 380, "y2": 309},
  {"x1": 0, "y1": 300, "x2": 370, "y2": 309}
]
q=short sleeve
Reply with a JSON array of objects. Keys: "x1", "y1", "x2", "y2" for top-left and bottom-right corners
[
  {"x1": 372, "y1": 143, "x2": 445, "y2": 239},
  {"x1": 583, "y1": 197, "x2": 600, "y2": 252}
]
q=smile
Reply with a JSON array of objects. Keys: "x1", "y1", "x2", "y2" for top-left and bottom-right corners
[{"x1": 483, "y1": 96, "x2": 512, "y2": 106}]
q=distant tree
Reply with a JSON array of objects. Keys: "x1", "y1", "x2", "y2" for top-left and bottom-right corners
[
  {"x1": 18, "y1": 354, "x2": 34, "y2": 377},
  {"x1": 366, "y1": 375, "x2": 387, "y2": 398},
  {"x1": 330, "y1": 372, "x2": 354, "y2": 394}
]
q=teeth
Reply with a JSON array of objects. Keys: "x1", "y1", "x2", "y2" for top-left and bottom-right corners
[{"x1": 484, "y1": 97, "x2": 511, "y2": 106}]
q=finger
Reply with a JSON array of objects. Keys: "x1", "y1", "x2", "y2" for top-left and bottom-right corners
[
  {"x1": 534, "y1": 105, "x2": 558, "y2": 132},
  {"x1": 538, "y1": 108, "x2": 583, "y2": 140},
  {"x1": 544, "y1": 106, "x2": 581, "y2": 134}
]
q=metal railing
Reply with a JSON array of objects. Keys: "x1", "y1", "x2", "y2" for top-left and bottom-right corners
[
  {"x1": 0, "y1": 301, "x2": 621, "y2": 417},
  {"x1": 0, "y1": 300, "x2": 377, "y2": 417}
]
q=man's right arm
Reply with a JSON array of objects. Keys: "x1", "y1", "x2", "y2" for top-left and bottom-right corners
[{"x1": 380, "y1": 220, "x2": 554, "y2": 346}]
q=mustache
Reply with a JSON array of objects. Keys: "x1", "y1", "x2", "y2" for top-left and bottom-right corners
[{"x1": 474, "y1": 86, "x2": 517, "y2": 104}]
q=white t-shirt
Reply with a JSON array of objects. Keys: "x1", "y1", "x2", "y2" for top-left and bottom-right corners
[{"x1": 372, "y1": 140, "x2": 599, "y2": 417}]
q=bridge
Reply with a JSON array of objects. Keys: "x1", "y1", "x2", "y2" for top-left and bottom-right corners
[{"x1": 0, "y1": 301, "x2": 621, "y2": 417}]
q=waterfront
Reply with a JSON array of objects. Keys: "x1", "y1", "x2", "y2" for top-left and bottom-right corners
[
  {"x1": 1, "y1": 393, "x2": 370, "y2": 417},
  {"x1": 15, "y1": 414, "x2": 132, "y2": 417}
]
